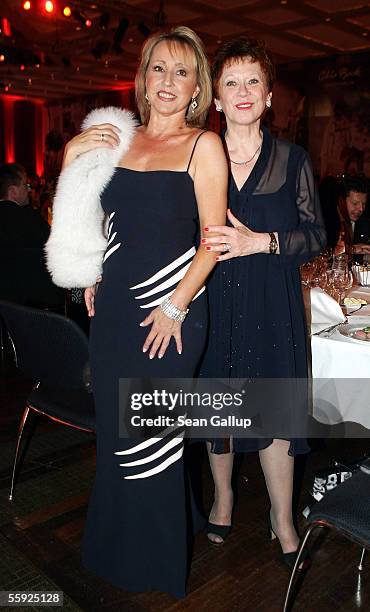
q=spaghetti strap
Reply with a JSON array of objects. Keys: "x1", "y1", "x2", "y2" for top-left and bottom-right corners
[{"x1": 186, "y1": 130, "x2": 208, "y2": 172}]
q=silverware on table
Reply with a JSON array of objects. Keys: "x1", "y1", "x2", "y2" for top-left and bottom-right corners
[{"x1": 314, "y1": 320, "x2": 347, "y2": 338}]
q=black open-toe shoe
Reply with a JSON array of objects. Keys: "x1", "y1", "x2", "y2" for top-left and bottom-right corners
[
  {"x1": 267, "y1": 513, "x2": 311, "y2": 572},
  {"x1": 206, "y1": 522, "x2": 232, "y2": 546}
]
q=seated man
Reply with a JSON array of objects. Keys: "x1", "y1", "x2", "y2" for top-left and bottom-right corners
[
  {"x1": 335, "y1": 175, "x2": 370, "y2": 256},
  {"x1": 0, "y1": 163, "x2": 65, "y2": 308}
]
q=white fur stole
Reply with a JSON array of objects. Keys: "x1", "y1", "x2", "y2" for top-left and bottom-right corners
[{"x1": 45, "y1": 106, "x2": 137, "y2": 288}]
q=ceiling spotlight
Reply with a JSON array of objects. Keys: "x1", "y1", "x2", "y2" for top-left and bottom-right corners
[
  {"x1": 63, "y1": 6, "x2": 72, "y2": 17},
  {"x1": 45, "y1": 1, "x2": 54, "y2": 14},
  {"x1": 23, "y1": 1, "x2": 32, "y2": 10},
  {"x1": 72, "y1": 10, "x2": 91, "y2": 28}
]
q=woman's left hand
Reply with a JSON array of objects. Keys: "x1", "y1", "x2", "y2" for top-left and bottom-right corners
[
  {"x1": 140, "y1": 307, "x2": 183, "y2": 359},
  {"x1": 203, "y1": 209, "x2": 270, "y2": 261}
]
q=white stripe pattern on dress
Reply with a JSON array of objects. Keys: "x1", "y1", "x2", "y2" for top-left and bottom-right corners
[
  {"x1": 119, "y1": 432, "x2": 184, "y2": 467},
  {"x1": 129, "y1": 246, "x2": 196, "y2": 290},
  {"x1": 103, "y1": 211, "x2": 121, "y2": 263},
  {"x1": 124, "y1": 446, "x2": 184, "y2": 480},
  {"x1": 114, "y1": 423, "x2": 185, "y2": 479},
  {"x1": 130, "y1": 246, "x2": 204, "y2": 309}
]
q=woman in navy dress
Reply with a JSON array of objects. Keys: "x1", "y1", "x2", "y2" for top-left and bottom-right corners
[
  {"x1": 200, "y1": 38, "x2": 326, "y2": 564},
  {"x1": 61, "y1": 27, "x2": 227, "y2": 597}
]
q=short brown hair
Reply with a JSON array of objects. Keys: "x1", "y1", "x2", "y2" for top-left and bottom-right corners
[
  {"x1": 0, "y1": 163, "x2": 26, "y2": 199},
  {"x1": 135, "y1": 26, "x2": 212, "y2": 127},
  {"x1": 212, "y1": 37, "x2": 275, "y2": 96}
]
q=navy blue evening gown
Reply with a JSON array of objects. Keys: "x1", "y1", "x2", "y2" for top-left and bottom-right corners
[
  {"x1": 201, "y1": 125, "x2": 326, "y2": 455},
  {"x1": 82, "y1": 135, "x2": 208, "y2": 598}
]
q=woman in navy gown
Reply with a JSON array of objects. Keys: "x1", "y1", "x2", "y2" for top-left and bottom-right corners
[
  {"x1": 61, "y1": 27, "x2": 227, "y2": 597},
  {"x1": 200, "y1": 38, "x2": 326, "y2": 564}
]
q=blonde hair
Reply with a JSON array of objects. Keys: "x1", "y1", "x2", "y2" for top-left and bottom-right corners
[{"x1": 135, "y1": 26, "x2": 212, "y2": 127}]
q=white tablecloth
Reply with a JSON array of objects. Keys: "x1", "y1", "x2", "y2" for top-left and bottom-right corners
[{"x1": 311, "y1": 286, "x2": 370, "y2": 429}]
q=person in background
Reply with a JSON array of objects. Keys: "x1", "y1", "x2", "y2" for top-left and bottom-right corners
[
  {"x1": 336, "y1": 175, "x2": 370, "y2": 256},
  {"x1": 0, "y1": 163, "x2": 65, "y2": 309}
]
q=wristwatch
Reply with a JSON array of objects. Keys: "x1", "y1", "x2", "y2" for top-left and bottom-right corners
[{"x1": 269, "y1": 232, "x2": 278, "y2": 254}]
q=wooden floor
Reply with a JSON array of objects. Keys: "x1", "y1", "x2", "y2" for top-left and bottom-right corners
[{"x1": 0, "y1": 374, "x2": 369, "y2": 612}]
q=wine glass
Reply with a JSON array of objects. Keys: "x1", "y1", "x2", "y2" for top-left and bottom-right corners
[{"x1": 333, "y1": 269, "x2": 352, "y2": 304}]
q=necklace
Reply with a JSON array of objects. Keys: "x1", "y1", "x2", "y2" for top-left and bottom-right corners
[{"x1": 228, "y1": 143, "x2": 262, "y2": 165}]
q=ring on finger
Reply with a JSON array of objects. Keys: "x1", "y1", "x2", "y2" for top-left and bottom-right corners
[
  {"x1": 100, "y1": 133, "x2": 105, "y2": 141},
  {"x1": 223, "y1": 243, "x2": 232, "y2": 251}
]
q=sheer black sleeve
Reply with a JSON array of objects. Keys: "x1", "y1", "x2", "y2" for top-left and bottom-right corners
[{"x1": 277, "y1": 153, "x2": 326, "y2": 267}]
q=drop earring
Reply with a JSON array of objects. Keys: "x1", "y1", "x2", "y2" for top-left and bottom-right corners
[
  {"x1": 145, "y1": 93, "x2": 150, "y2": 104},
  {"x1": 266, "y1": 98, "x2": 272, "y2": 108},
  {"x1": 215, "y1": 104, "x2": 222, "y2": 112},
  {"x1": 190, "y1": 97, "x2": 198, "y2": 113}
]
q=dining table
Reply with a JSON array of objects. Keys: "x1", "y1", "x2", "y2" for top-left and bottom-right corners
[{"x1": 311, "y1": 285, "x2": 370, "y2": 431}]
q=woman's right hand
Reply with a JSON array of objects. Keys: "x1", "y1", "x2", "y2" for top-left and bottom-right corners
[
  {"x1": 63, "y1": 123, "x2": 121, "y2": 168},
  {"x1": 84, "y1": 276, "x2": 102, "y2": 317}
]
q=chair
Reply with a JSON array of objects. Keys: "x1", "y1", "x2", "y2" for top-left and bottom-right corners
[
  {"x1": 0, "y1": 300, "x2": 95, "y2": 501},
  {"x1": 0, "y1": 247, "x2": 66, "y2": 310},
  {"x1": 284, "y1": 470, "x2": 370, "y2": 611}
]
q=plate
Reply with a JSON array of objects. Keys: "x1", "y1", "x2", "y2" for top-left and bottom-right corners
[
  {"x1": 340, "y1": 303, "x2": 366, "y2": 314},
  {"x1": 339, "y1": 323, "x2": 370, "y2": 344}
]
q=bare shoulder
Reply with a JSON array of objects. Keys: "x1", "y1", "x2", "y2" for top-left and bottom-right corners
[
  {"x1": 193, "y1": 131, "x2": 226, "y2": 167},
  {"x1": 194, "y1": 131, "x2": 228, "y2": 174},
  {"x1": 196, "y1": 130, "x2": 223, "y2": 148}
]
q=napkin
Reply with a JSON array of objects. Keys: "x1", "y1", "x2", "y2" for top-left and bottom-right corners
[{"x1": 310, "y1": 287, "x2": 346, "y2": 335}]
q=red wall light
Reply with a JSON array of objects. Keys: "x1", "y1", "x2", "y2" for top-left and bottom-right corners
[
  {"x1": 1, "y1": 18, "x2": 12, "y2": 37},
  {"x1": 63, "y1": 6, "x2": 71, "y2": 17}
]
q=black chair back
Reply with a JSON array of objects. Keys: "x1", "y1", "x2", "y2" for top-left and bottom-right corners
[
  {"x1": 0, "y1": 247, "x2": 65, "y2": 309},
  {"x1": 0, "y1": 300, "x2": 90, "y2": 390}
]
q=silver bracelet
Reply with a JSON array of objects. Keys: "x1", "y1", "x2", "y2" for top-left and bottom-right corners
[{"x1": 160, "y1": 296, "x2": 189, "y2": 323}]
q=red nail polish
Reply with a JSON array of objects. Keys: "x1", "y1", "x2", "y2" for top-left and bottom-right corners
[
  {"x1": 215, "y1": 257, "x2": 220, "y2": 261},
  {"x1": 206, "y1": 246, "x2": 211, "y2": 251},
  {"x1": 201, "y1": 238, "x2": 206, "y2": 244},
  {"x1": 204, "y1": 227, "x2": 209, "y2": 232}
]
